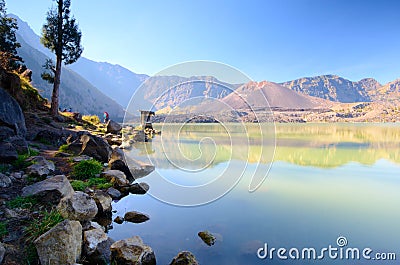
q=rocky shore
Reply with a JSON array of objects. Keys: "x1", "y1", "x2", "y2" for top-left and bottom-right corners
[{"x1": 0, "y1": 70, "x2": 199, "y2": 264}]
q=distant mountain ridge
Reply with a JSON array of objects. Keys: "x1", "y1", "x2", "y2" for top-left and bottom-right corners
[{"x1": 280, "y1": 75, "x2": 379, "y2": 103}]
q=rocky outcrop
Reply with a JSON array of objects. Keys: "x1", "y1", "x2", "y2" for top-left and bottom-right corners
[
  {"x1": 34, "y1": 220, "x2": 82, "y2": 265},
  {"x1": 0, "y1": 87, "x2": 26, "y2": 137},
  {"x1": 83, "y1": 228, "x2": 114, "y2": 264},
  {"x1": 92, "y1": 190, "x2": 112, "y2": 213},
  {"x1": 109, "y1": 147, "x2": 154, "y2": 182},
  {"x1": 124, "y1": 211, "x2": 149, "y2": 223},
  {"x1": 169, "y1": 251, "x2": 199, "y2": 265},
  {"x1": 110, "y1": 236, "x2": 156, "y2": 265},
  {"x1": 101, "y1": 169, "x2": 129, "y2": 187},
  {"x1": 22, "y1": 175, "x2": 74, "y2": 204},
  {"x1": 120, "y1": 182, "x2": 150, "y2": 195},
  {"x1": 26, "y1": 156, "x2": 55, "y2": 177},
  {"x1": 66, "y1": 134, "x2": 112, "y2": 163},
  {"x1": 57, "y1": 191, "x2": 98, "y2": 221},
  {"x1": 106, "y1": 120, "x2": 122, "y2": 134}
]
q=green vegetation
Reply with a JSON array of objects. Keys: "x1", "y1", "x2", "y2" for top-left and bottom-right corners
[
  {"x1": 7, "y1": 196, "x2": 38, "y2": 209},
  {"x1": 58, "y1": 144, "x2": 72, "y2": 154},
  {"x1": 11, "y1": 154, "x2": 32, "y2": 170},
  {"x1": 0, "y1": 221, "x2": 7, "y2": 238},
  {"x1": 25, "y1": 209, "x2": 64, "y2": 242},
  {"x1": 82, "y1": 114, "x2": 100, "y2": 125},
  {"x1": 71, "y1": 177, "x2": 111, "y2": 191},
  {"x1": 72, "y1": 159, "x2": 103, "y2": 180},
  {"x1": 28, "y1": 147, "x2": 40, "y2": 156},
  {"x1": 0, "y1": 163, "x2": 10, "y2": 173}
]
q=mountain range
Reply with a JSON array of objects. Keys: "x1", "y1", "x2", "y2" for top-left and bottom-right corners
[{"x1": 11, "y1": 14, "x2": 400, "y2": 122}]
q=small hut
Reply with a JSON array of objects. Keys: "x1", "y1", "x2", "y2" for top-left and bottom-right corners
[{"x1": 140, "y1": 110, "x2": 155, "y2": 130}]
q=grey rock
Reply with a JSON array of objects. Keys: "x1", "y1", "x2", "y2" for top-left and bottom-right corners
[
  {"x1": 34, "y1": 220, "x2": 82, "y2": 265},
  {"x1": 0, "y1": 173, "x2": 12, "y2": 188},
  {"x1": 26, "y1": 156, "x2": 55, "y2": 177},
  {"x1": 22, "y1": 175, "x2": 74, "y2": 203},
  {"x1": 0, "y1": 87, "x2": 26, "y2": 137},
  {"x1": 0, "y1": 142, "x2": 18, "y2": 162},
  {"x1": 169, "y1": 251, "x2": 199, "y2": 265},
  {"x1": 127, "y1": 182, "x2": 149, "y2": 195},
  {"x1": 124, "y1": 211, "x2": 150, "y2": 224},
  {"x1": 8, "y1": 136, "x2": 29, "y2": 154},
  {"x1": 110, "y1": 236, "x2": 156, "y2": 265},
  {"x1": 0, "y1": 242, "x2": 5, "y2": 264},
  {"x1": 107, "y1": 187, "x2": 122, "y2": 199},
  {"x1": 71, "y1": 155, "x2": 93, "y2": 162},
  {"x1": 57, "y1": 191, "x2": 98, "y2": 221},
  {"x1": 83, "y1": 228, "x2": 114, "y2": 264},
  {"x1": 101, "y1": 170, "x2": 129, "y2": 187},
  {"x1": 92, "y1": 190, "x2": 112, "y2": 213},
  {"x1": 79, "y1": 134, "x2": 112, "y2": 163},
  {"x1": 0, "y1": 126, "x2": 14, "y2": 141},
  {"x1": 198, "y1": 231, "x2": 216, "y2": 246},
  {"x1": 106, "y1": 120, "x2": 122, "y2": 134},
  {"x1": 114, "y1": 216, "x2": 124, "y2": 224}
]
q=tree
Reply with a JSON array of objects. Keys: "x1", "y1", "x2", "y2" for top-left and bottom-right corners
[
  {"x1": 0, "y1": 0, "x2": 23, "y2": 70},
  {"x1": 41, "y1": 0, "x2": 82, "y2": 116}
]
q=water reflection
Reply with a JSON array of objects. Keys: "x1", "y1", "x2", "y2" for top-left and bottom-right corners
[{"x1": 129, "y1": 123, "x2": 400, "y2": 168}]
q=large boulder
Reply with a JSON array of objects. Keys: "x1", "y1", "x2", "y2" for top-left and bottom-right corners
[
  {"x1": 0, "y1": 126, "x2": 14, "y2": 141},
  {"x1": 26, "y1": 156, "x2": 55, "y2": 177},
  {"x1": 57, "y1": 191, "x2": 98, "y2": 221},
  {"x1": 0, "y1": 87, "x2": 26, "y2": 137},
  {"x1": 106, "y1": 120, "x2": 122, "y2": 134},
  {"x1": 124, "y1": 211, "x2": 150, "y2": 224},
  {"x1": 92, "y1": 190, "x2": 112, "y2": 213},
  {"x1": 0, "y1": 142, "x2": 18, "y2": 162},
  {"x1": 83, "y1": 228, "x2": 114, "y2": 264},
  {"x1": 79, "y1": 134, "x2": 112, "y2": 163},
  {"x1": 34, "y1": 220, "x2": 82, "y2": 265},
  {"x1": 7, "y1": 136, "x2": 29, "y2": 154},
  {"x1": 101, "y1": 169, "x2": 129, "y2": 187},
  {"x1": 169, "y1": 251, "x2": 199, "y2": 265},
  {"x1": 110, "y1": 236, "x2": 156, "y2": 265},
  {"x1": 106, "y1": 187, "x2": 122, "y2": 200},
  {"x1": 22, "y1": 175, "x2": 74, "y2": 203}
]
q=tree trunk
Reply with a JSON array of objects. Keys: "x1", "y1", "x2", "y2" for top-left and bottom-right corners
[{"x1": 50, "y1": 0, "x2": 64, "y2": 117}]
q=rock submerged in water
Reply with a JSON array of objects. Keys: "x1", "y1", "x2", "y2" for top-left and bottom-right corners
[
  {"x1": 34, "y1": 220, "x2": 82, "y2": 265},
  {"x1": 110, "y1": 236, "x2": 156, "y2": 265},
  {"x1": 198, "y1": 231, "x2": 216, "y2": 246},
  {"x1": 169, "y1": 251, "x2": 199, "y2": 265},
  {"x1": 124, "y1": 211, "x2": 150, "y2": 223},
  {"x1": 114, "y1": 216, "x2": 124, "y2": 224}
]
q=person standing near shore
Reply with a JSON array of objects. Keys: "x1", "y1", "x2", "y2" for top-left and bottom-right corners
[{"x1": 103, "y1": 111, "x2": 109, "y2": 123}]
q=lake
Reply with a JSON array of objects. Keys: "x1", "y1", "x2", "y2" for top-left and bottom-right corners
[{"x1": 109, "y1": 123, "x2": 400, "y2": 264}]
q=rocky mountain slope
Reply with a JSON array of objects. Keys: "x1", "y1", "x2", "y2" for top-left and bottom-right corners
[{"x1": 280, "y1": 75, "x2": 376, "y2": 103}]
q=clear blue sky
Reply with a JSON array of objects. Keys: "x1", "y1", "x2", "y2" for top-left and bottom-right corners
[{"x1": 6, "y1": 0, "x2": 400, "y2": 84}]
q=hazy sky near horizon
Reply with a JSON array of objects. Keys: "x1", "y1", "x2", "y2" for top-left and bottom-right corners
[{"x1": 7, "y1": 0, "x2": 400, "y2": 84}]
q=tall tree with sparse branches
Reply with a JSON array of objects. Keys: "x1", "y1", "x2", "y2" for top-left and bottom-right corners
[
  {"x1": 0, "y1": 0, "x2": 23, "y2": 70},
  {"x1": 41, "y1": 0, "x2": 82, "y2": 116}
]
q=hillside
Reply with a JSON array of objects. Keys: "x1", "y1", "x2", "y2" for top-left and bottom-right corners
[
  {"x1": 12, "y1": 15, "x2": 125, "y2": 119},
  {"x1": 280, "y1": 75, "x2": 374, "y2": 103},
  {"x1": 69, "y1": 58, "x2": 148, "y2": 108}
]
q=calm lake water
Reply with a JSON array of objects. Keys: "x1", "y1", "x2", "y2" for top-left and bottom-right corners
[{"x1": 109, "y1": 123, "x2": 400, "y2": 264}]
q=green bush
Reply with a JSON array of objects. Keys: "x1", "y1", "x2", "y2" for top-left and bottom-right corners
[
  {"x1": 72, "y1": 159, "x2": 103, "y2": 180},
  {"x1": 7, "y1": 196, "x2": 38, "y2": 209},
  {"x1": 58, "y1": 144, "x2": 72, "y2": 154},
  {"x1": 70, "y1": 180, "x2": 88, "y2": 191}
]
